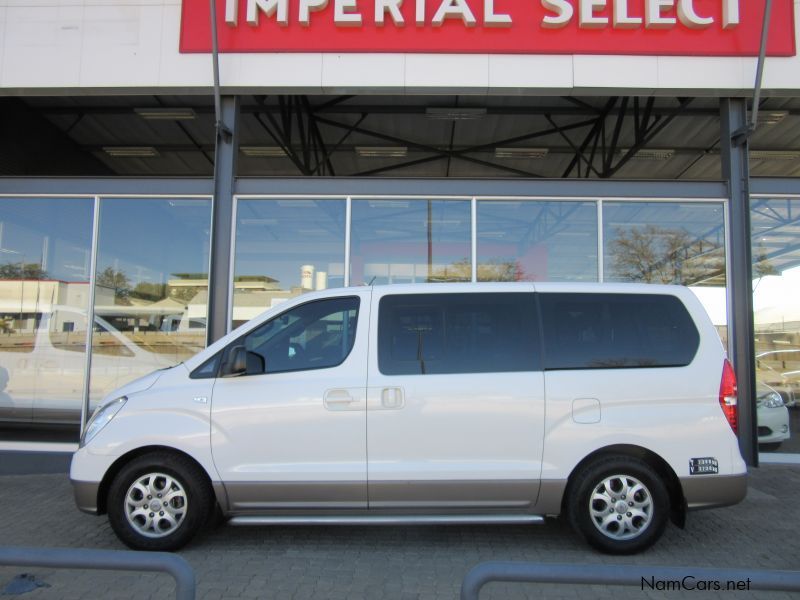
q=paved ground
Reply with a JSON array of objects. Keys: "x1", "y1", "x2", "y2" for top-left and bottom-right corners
[{"x1": 0, "y1": 462, "x2": 798, "y2": 600}]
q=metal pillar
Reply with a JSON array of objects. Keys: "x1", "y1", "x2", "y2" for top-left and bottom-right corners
[
  {"x1": 720, "y1": 98, "x2": 758, "y2": 467},
  {"x1": 207, "y1": 95, "x2": 239, "y2": 344}
]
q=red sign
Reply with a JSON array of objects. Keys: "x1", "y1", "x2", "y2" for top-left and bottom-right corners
[{"x1": 180, "y1": 0, "x2": 795, "y2": 57}]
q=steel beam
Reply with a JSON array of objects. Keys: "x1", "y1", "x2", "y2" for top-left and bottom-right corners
[
  {"x1": 721, "y1": 98, "x2": 758, "y2": 467},
  {"x1": 207, "y1": 96, "x2": 239, "y2": 343}
]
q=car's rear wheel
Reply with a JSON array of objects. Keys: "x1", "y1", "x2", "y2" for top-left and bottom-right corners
[
  {"x1": 568, "y1": 455, "x2": 669, "y2": 555},
  {"x1": 107, "y1": 452, "x2": 212, "y2": 551}
]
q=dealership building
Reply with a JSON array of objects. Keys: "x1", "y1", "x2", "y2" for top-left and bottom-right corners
[{"x1": 1, "y1": 0, "x2": 799, "y2": 465}]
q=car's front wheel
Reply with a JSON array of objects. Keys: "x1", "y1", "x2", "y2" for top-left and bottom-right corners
[
  {"x1": 107, "y1": 452, "x2": 212, "y2": 551},
  {"x1": 567, "y1": 455, "x2": 669, "y2": 555}
]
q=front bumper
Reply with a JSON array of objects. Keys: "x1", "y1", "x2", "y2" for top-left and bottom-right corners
[
  {"x1": 71, "y1": 479, "x2": 101, "y2": 515},
  {"x1": 681, "y1": 473, "x2": 747, "y2": 510},
  {"x1": 70, "y1": 446, "x2": 118, "y2": 516},
  {"x1": 757, "y1": 406, "x2": 791, "y2": 444}
]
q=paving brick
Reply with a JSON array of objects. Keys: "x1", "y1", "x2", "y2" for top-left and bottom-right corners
[{"x1": 0, "y1": 466, "x2": 798, "y2": 599}]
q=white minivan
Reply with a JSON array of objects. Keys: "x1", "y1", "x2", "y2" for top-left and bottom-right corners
[{"x1": 70, "y1": 283, "x2": 747, "y2": 555}]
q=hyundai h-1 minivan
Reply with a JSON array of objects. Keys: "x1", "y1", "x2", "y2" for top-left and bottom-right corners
[{"x1": 70, "y1": 283, "x2": 747, "y2": 555}]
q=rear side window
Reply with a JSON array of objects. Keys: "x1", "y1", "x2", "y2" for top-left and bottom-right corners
[
  {"x1": 539, "y1": 293, "x2": 699, "y2": 370},
  {"x1": 378, "y1": 293, "x2": 540, "y2": 375}
]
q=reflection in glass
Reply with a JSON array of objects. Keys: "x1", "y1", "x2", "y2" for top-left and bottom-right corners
[
  {"x1": 0, "y1": 198, "x2": 94, "y2": 441},
  {"x1": 91, "y1": 198, "x2": 212, "y2": 406},
  {"x1": 478, "y1": 201, "x2": 598, "y2": 282},
  {"x1": 233, "y1": 199, "x2": 346, "y2": 329},
  {"x1": 752, "y1": 197, "x2": 800, "y2": 454},
  {"x1": 350, "y1": 199, "x2": 471, "y2": 285},
  {"x1": 604, "y1": 201, "x2": 728, "y2": 353},
  {"x1": 237, "y1": 297, "x2": 359, "y2": 375},
  {"x1": 603, "y1": 202, "x2": 726, "y2": 287}
]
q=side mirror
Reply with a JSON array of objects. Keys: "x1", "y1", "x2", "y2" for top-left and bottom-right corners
[{"x1": 222, "y1": 346, "x2": 247, "y2": 377}]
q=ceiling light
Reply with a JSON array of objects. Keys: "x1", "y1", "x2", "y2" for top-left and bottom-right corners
[
  {"x1": 620, "y1": 148, "x2": 675, "y2": 161},
  {"x1": 494, "y1": 147, "x2": 549, "y2": 159},
  {"x1": 750, "y1": 150, "x2": 800, "y2": 160},
  {"x1": 355, "y1": 146, "x2": 408, "y2": 158},
  {"x1": 240, "y1": 146, "x2": 287, "y2": 157},
  {"x1": 756, "y1": 111, "x2": 788, "y2": 126},
  {"x1": 134, "y1": 108, "x2": 197, "y2": 120},
  {"x1": 425, "y1": 108, "x2": 487, "y2": 121},
  {"x1": 103, "y1": 146, "x2": 159, "y2": 157}
]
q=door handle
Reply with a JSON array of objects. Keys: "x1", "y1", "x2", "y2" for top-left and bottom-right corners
[
  {"x1": 324, "y1": 389, "x2": 360, "y2": 410},
  {"x1": 327, "y1": 395, "x2": 355, "y2": 404}
]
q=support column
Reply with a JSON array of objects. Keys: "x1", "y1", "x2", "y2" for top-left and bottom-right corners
[
  {"x1": 207, "y1": 95, "x2": 239, "y2": 345},
  {"x1": 720, "y1": 98, "x2": 758, "y2": 467}
]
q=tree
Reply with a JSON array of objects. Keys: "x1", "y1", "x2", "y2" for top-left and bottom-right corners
[
  {"x1": 610, "y1": 225, "x2": 724, "y2": 286},
  {"x1": 96, "y1": 267, "x2": 131, "y2": 305},
  {"x1": 131, "y1": 282, "x2": 167, "y2": 303},
  {"x1": 428, "y1": 258, "x2": 526, "y2": 282},
  {"x1": 0, "y1": 262, "x2": 47, "y2": 280},
  {"x1": 753, "y1": 243, "x2": 778, "y2": 279},
  {"x1": 477, "y1": 259, "x2": 526, "y2": 282}
]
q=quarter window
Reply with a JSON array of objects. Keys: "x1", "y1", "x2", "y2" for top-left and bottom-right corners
[
  {"x1": 539, "y1": 293, "x2": 699, "y2": 370},
  {"x1": 378, "y1": 293, "x2": 540, "y2": 375}
]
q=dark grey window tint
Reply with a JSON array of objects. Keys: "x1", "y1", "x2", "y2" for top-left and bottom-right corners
[
  {"x1": 228, "y1": 297, "x2": 359, "y2": 376},
  {"x1": 378, "y1": 293, "x2": 540, "y2": 375},
  {"x1": 190, "y1": 355, "x2": 220, "y2": 379},
  {"x1": 539, "y1": 293, "x2": 699, "y2": 370}
]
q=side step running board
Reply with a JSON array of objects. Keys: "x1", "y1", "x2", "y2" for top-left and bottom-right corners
[{"x1": 229, "y1": 515, "x2": 545, "y2": 526}]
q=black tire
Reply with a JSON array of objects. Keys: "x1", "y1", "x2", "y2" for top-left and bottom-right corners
[
  {"x1": 107, "y1": 452, "x2": 213, "y2": 551},
  {"x1": 567, "y1": 455, "x2": 669, "y2": 555}
]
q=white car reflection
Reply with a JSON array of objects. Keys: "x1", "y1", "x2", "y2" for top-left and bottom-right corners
[
  {"x1": 0, "y1": 307, "x2": 174, "y2": 426},
  {"x1": 756, "y1": 350, "x2": 800, "y2": 407},
  {"x1": 757, "y1": 382, "x2": 791, "y2": 452}
]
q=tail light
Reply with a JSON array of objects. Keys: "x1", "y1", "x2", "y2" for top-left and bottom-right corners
[{"x1": 719, "y1": 359, "x2": 738, "y2": 434}]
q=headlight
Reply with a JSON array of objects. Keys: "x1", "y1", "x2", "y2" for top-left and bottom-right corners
[
  {"x1": 757, "y1": 391, "x2": 785, "y2": 409},
  {"x1": 81, "y1": 396, "x2": 127, "y2": 446}
]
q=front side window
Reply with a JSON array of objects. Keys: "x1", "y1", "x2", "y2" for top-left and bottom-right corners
[
  {"x1": 539, "y1": 293, "x2": 699, "y2": 370},
  {"x1": 378, "y1": 293, "x2": 540, "y2": 375},
  {"x1": 227, "y1": 297, "x2": 359, "y2": 376}
]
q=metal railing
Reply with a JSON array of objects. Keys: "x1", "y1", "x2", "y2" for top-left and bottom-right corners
[
  {"x1": 0, "y1": 546, "x2": 195, "y2": 600},
  {"x1": 461, "y1": 561, "x2": 800, "y2": 600}
]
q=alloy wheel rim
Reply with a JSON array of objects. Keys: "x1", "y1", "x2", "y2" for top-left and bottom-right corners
[
  {"x1": 588, "y1": 474, "x2": 653, "y2": 541},
  {"x1": 124, "y1": 472, "x2": 188, "y2": 538}
]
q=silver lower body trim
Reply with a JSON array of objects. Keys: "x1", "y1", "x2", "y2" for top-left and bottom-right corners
[
  {"x1": 71, "y1": 479, "x2": 100, "y2": 515},
  {"x1": 228, "y1": 514, "x2": 545, "y2": 526},
  {"x1": 680, "y1": 473, "x2": 747, "y2": 510}
]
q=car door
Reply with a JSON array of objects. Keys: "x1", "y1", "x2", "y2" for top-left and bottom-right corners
[
  {"x1": 211, "y1": 291, "x2": 370, "y2": 512},
  {"x1": 366, "y1": 288, "x2": 545, "y2": 511}
]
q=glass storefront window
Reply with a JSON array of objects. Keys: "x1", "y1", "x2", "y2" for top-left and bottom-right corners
[
  {"x1": 91, "y1": 198, "x2": 212, "y2": 407},
  {"x1": 350, "y1": 198, "x2": 471, "y2": 285},
  {"x1": 233, "y1": 199, "x2": 346, "y2": 329},
  {"x1": 477, "y1": 200, "x2": 598, "y2": 282},
  {"x1": 603, "y1": 202, "x2": 727, "y2": 286},
  {"x1": 603, "y1": 200, "x2": 728, "y2": 345},
  {"x1": 752, "y1": 196, "x2": 800, "y2": 455},
  {"x1": 0, "y1": 198, "x2": 94, "y2": 442}
]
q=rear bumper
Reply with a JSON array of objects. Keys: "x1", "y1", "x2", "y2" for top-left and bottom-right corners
[
  {"x1": 71, "y1": 479, "x2": 101, "y2": 515},
  {"x1": 681, "y1": 473, "x2": 747, "y2": 510}
]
